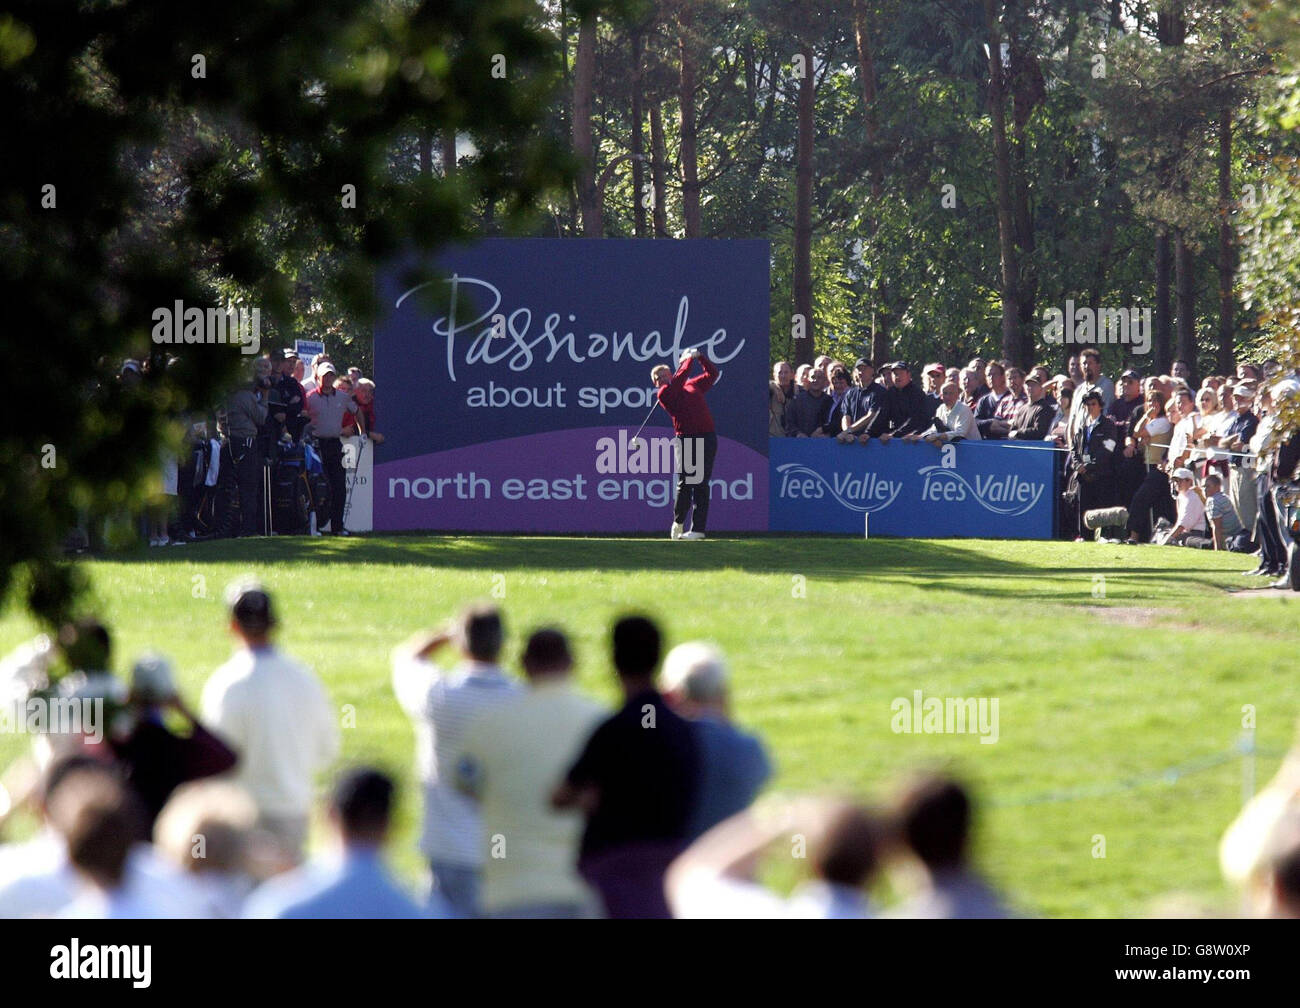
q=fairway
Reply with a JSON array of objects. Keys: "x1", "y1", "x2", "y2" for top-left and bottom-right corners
[{"x1": 2, "y1": 535, "x2": 1296, "y2": 918}]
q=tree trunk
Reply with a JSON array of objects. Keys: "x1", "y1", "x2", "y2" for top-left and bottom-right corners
[
  {"x1": 418, "y1": 129, "x2": 433, "y2": 177},
  {"x1": 1154, "y1": 226, "x2": 1172, "y2": 373},
  {"x1": 793, "y1": 42, "x2": 815, "y2": 367},
  {"x1": 986, "y1": 1, "x2": 1024, "y2": 366},
  {"x1": 1174, "y1": 229, "x2": 1196, "y2": 374},
  {"x1": 678, "y1": 14, "x2": 702, "y2": 238},
  {"x1": 440, "y1": 131, "x2": 456, "y2": 176},
  {"x1": 573, "y1": 12, "x2": 601, "y2": 236},
  {"x1": 631, "y1": 28, "x2": 647, "y2": 238},
  {"x1": 1217, "y1": 106, "x2": 1235, "y2": 374},
  {"x1": 649, "y1": 103, "x2": 669, "y2": 237},
  {"x1": 853, "y1": 0, "x2": 890, "y2": 363}
]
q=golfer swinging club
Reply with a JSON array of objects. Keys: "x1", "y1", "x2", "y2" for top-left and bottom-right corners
[{"x1": 651, "y1": 347, "x2": 718, "y2": 540}]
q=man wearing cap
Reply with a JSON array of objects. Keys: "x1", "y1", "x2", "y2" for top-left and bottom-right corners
[
  {"x1": 1108, "y1": 369, "x2": 1147, "y2": 511},
  {"x1": 302, "y1": 361, "x2": 357, "y2": 536},
  {"x1": 200, "y1": 582, "x2": 341, "y2": 861},
  {"x1": 652, "y1": 347, "x2": 719, "y2": 540},
  {"x1": 273, "y1": 349, "x2": 306, "y2": 442},
  {"x1": 1158, "y1": 468, "x2": 1207, "y2": 546},
  {"x1": 1222, "y1": 385, "x2": 1261, "y2": 558},
  {"x1": 1007, "y1": 373, "x2": 1055, "y2": 441},
  {"x1": 1069, "y1": 388, "x2": 1120, "y2": 538},
  {"x1": 879, "y1": 362, "x2": 936, "y2": 443},
  {"x1": 838, "y1": 362, "x2": 888, "y2": 443}
]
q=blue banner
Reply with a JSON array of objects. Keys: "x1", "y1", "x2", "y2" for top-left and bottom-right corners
[{"x1": 769, "y1": 438, "x2": 1058, "y2": 538}]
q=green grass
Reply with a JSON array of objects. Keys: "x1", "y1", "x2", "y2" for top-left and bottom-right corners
[{"x1": 2, "y1": 534, "x2": 1296, "y2": 917}]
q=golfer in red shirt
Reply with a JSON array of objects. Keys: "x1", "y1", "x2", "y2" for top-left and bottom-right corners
[{"x1": 651, "y1": 348, "x2": 718, "y2": 540}]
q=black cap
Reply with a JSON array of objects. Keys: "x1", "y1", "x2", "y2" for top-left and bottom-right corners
[
  {"x1": 282, "y1": 348, "x2": 299, "y2": 360},
  {"x1": 1120, "y1": 368, "x2": 1141, "y2": 380},
  {"x1": 227, "y1": 581, "x2": 276, "y2": 632},
  {"x1": 854, "y1": 357, "x2": 874, "y2": 369},
  {"x1": 888, "y1": 361, "x2": 910, "y2": 372}
]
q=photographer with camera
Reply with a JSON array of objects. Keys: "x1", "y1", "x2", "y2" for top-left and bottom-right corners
[
  {"x1": 227, "y1": 358, "x2": 272, "y2": 537},
  {"x1": 1068, "y1": 388, "x2": 1120, "y2": 540}
]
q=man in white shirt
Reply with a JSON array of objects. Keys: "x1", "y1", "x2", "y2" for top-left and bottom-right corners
[
  {"x1": 201, "y1": 582, "x2": 340, "y2": 862},
  {"x1": 456, "y1": 628, "x2": 605, "y2": 918},
  {"x1": 391, "y1": 603, "x2": 520, "y2": 917},
  {"x1": 915, "y1": 381, "x2": 980, "y2": 444}
]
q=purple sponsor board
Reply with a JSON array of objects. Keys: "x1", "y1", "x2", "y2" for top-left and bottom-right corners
[
  {"x1": 375, "y1": 426, "x2": 769, "y2": 532},
  {"x1": 373, "y1": 239, "x2": 771, "y2": 532}
]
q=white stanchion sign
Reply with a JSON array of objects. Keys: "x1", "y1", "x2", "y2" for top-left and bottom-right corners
[{"x1": 342, "y1": 435, "x2": 374, "y2": 532}]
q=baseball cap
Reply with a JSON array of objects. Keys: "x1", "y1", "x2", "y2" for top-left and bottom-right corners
[
  {"x1": 854, "y1": 358, "x2": 874, "y2": 369},
  {"x1": 1120, "y1": 369, "x2": 1141, "y2": 381},
  {"x1": 317, "y1": 360, "x2": 338, "y2": 377},
  {"x1": 1025, "y1": 373, "x2": 1043, "y2": 385},
  {"x1": 282, "y1": 348, "x2": 299, "y2": 360},
  {"x1": 1172, "y1": 467, "x2": 1195, "y2": 481},
  {"x1": 225, "y1": 579, "x2": 276, "y2": 632},
  {"x1": 925, "y1": 363, "x2": 946, "y2": 375},
  {"x1": 888, "y1": 361, "x2": 910, "y2": 372}
]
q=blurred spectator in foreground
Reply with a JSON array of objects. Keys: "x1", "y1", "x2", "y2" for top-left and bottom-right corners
[
  {"x1": 154, "y1": 780, "x2": 260, "y2": 918},
  {"x1": 660, "y1": 642, "x2": 772, "y2": 840},
  {"x1": 1221, "y1": 724, "x2": 1300, "y2": 916},
  {"x1": 50, "y1": 765, "x2": 164, "y2": 918},
  {"x1": 667, "y1": 798, "x2": 881, "y2": 918},
  {"x1": 890, "y1": 776, "x2": 1010, "y2": 918},
  {"x1": 1266, "y1": 819, "x2": 1300, "y2": 919},
  {"x1": 110, "y1": 653, "x2": 237, "y2": 830},
  {"x1": 244, "y1": 768, "x2": 430, "y2": 919},
  {"x1": 392, "y1": 604, "x2": 519, "y2": 918},
  {"x1": 456, "y1": 627, "x2": 605, "y2": 918},
  {"x1": 553, "y1": 616, "x2": 699, "y2": 919},
  {"x1": 201, "y1": 581, "x2": 340, "y2": 863}
]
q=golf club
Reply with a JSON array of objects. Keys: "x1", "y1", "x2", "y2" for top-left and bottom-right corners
[{"x1": 630, "y1": 399, "x2": 662, "y2": 449}]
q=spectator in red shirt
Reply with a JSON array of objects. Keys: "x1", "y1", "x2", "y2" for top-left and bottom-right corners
[
  {"x1": 343, "y1": 379, "x2": 384, "y2": 445},
  {"x1": 651, "y1": 348, "x2": 718, "y2": 541}
]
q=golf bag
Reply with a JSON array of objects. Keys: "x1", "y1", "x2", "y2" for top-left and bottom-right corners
[
  {"x1": 187, "y1": 439, "x2": 239, "y2": 539},
  {"x1": 268, "y1": 440, "x2": 330, "y2": 535},
  {"x1": 270, "y1": 442, "x2": 312, "y2": 535}
]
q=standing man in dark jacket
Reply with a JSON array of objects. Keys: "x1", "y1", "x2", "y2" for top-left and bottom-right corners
[
  {"x1": 652, "y1": 348, "x2": 719, "y2": 541},
  {"x1": 1070, "y1": 388, "x2": 1120, "y2": 538}
]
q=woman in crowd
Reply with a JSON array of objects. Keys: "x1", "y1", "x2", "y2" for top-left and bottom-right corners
[{"x1": 1123, "y1": 390, "x2": 1175, "y2": 544}]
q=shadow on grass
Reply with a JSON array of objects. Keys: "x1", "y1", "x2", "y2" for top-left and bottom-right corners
[{"x1": 92, "y1": 534, "x2": 1250, "y2": 588}]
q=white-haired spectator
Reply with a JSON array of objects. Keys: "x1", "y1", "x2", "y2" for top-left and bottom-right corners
[
  {"x1": 916, "y1": 381, "x2": 979, "y2": 445},
  {"x1": 200, "y1": 581, "x2": 340, "y2": 863},
  {"x1": 154, "y1": 780, "x2": 260, "y2": 918},
  {"x1": 660, "y1": 642, "x2": 772, "y2": 841},
  {"x1": 667, "y1": 798, "x2": 881, "y2": 919}
]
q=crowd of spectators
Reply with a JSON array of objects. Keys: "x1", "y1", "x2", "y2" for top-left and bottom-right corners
[
  {"x1": 3, "y1": 588, "x2": 1299, "y2": 918},
  {"x1": 770, "y1": 350, "x2": 1300, "y2": 579},
  {"x1": 101, "y1": 350, "x2": 382, "y2": 550}
]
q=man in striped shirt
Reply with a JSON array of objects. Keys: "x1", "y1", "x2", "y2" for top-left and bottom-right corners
[{"x1": 391, "y1": 604, "x2": 520, "y2": 917}]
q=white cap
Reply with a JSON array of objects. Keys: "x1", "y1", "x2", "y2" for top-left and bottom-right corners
[{"x1": 1172, "y1": 467, "x2": 1195, "y2": 481}]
